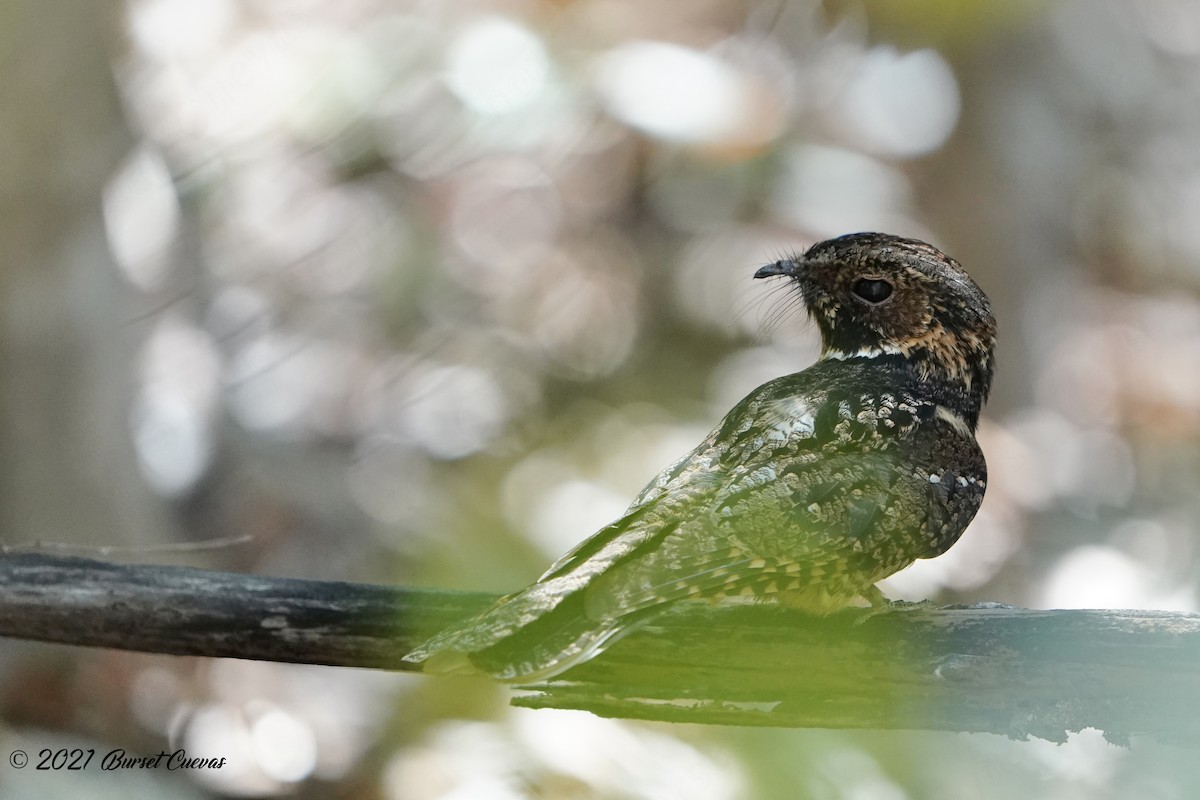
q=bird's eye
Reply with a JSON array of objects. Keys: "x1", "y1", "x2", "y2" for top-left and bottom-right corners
[{"x1": 851, "y1": 278, "x2": 894, "y2": 305}]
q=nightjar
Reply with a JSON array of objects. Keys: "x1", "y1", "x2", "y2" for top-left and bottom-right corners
[{"x1": 405, "y1": 232, "x2": 996, "y2": 682}]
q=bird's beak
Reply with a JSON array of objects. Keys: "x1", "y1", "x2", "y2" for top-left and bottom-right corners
[{"x1": 754, "y1": 259, "x2": 800, "y2": 279}]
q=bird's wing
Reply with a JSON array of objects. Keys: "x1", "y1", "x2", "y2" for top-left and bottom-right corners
[
  {"x1": 536, "y1": 447, "x2": 719, "y2": 583},
  {"x1": 579, "y1": 384, "x2": 985, "y2": 619},
  {"x1": 533, "y1": 377, "x2": 800, "y2": 583},
  {"x1": 580, "y1": 443, "x2": 913, "y2": 619}
]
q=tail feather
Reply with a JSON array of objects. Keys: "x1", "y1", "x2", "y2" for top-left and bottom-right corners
[
  {"x1": 403, "y1": 575, "x2": 576, "y2": 663},
  {"x1": 403, "y1": 579, "x2": 657, "y2": 682},
  {"x1": 405, "y1": 503, "x2": 681, "y2": 681}
]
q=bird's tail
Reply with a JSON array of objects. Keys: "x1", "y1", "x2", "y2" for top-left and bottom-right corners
[
  {"x1": 403, "y1": 579, "x2": 649, "y2": 682},
  {"x1": 405, "y1": 504, "x2": 672, "y2": 681}
]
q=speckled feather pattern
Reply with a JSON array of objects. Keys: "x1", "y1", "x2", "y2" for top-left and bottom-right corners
[{"x1": 405, "y1": 232, "x2": 996, "y2": 682}]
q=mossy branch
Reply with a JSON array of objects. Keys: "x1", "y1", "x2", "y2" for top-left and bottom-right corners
[{"x1": 0, "y1": 553, "x2": 1197, "y2": 744}]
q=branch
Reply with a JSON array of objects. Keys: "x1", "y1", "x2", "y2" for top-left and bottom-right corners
[
  {"x1": 513, "y1": 602, "x2": 1200, "y2": 745},
  {"x1": 1, "y1": 553, "x2": 1198, "y2": 744},
  {"x1": 0, "y1": 553, "x2": 492, "y2": 668}
]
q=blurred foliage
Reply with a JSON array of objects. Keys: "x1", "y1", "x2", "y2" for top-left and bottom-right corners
[{"x1": 4, "y1": 0, "x2": 1200, "y2": 796}]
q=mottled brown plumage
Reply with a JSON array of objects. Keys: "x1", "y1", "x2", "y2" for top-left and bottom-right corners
[{"x1": 405, "y1": 232, "x2": 996, "y2": 682}]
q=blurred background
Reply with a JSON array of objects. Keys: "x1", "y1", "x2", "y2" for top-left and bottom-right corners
[{"x1": 2, "y1": 0, "x2": 1200, "y2": 796}]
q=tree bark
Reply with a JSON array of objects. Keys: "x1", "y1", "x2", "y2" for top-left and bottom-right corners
[{"x1": 0, "y1": 552, "x2": 491, "y2": 668}]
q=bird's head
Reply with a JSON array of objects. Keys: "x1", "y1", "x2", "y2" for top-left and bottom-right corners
[{"x1": 756, "y1": 232, "x2": 996, "y2": 419}]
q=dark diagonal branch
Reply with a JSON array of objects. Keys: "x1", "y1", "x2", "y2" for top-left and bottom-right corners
[{"x1": 1, "y1": 552, "x2": 1198, "y2": 744}]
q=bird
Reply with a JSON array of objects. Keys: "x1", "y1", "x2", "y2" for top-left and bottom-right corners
[{"x1": 404, "y1": 232, "x2": 996, "y2": 682}]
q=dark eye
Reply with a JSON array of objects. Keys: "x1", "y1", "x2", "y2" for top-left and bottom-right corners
[{"x1": 851, "y1": 278, "x2": 893, "y2": 305}]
